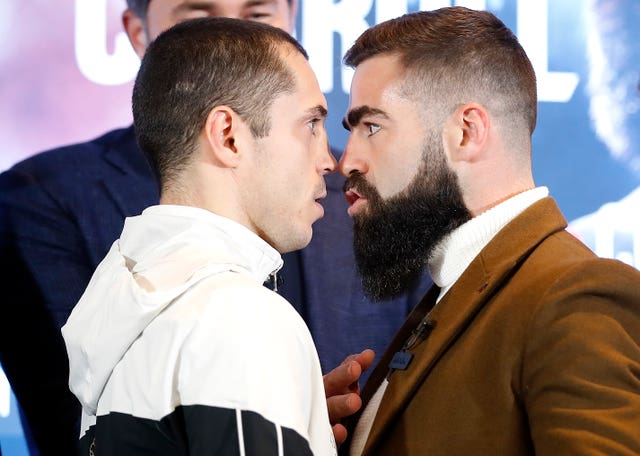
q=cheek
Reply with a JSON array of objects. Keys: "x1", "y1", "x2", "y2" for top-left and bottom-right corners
[
  {"x1": 260, "y1": 136, "x2": 318, "y2": 205},
  {"x1": 147, "y1": 20, "x2": 176, "y2": 42},
  {"x1": 377, "y1": 152, "x2": 422, "y2": 199},
  {"x1": 266, "y1": 18, "x2": 290, "y2": 31}
]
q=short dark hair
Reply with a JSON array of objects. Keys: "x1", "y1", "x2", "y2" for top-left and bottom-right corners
[
  {"x1": 344, "y1": 7, "x2": 537, "y2": 135},
  {"x1": 132, "y1": 17, "x2": 307, "y2": 189}
]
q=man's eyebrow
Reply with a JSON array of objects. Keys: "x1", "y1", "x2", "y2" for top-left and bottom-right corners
[
  {"x1": 305, "y1": 105, "x2": 328, "y2": 118},
  {"x1": 174, "y1": 1, "x2": 275, "y2": 15},
  {"x1": 342, "y1": 106, "x2": 388, "y2": 131},
  {"x1": 244, "y1": 0, "x2": 276, "y2": 6},
  {"x1": 242, "y1": 0, "x2": 278, "y2": 8},
  {"x1": 174, "y1": 1, "x2": 214, "y2": 13}
]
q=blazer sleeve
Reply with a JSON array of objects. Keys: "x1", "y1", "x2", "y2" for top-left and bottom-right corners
[
  {"x1": 522, "y1": 258, "x2": 640, "y2": 454},
  {"x1": 0, "y1": 163, "x2": 86, "y2": 456},
  {"x1": 0, "y1": 166, "x2": 96, "y2": 327}
]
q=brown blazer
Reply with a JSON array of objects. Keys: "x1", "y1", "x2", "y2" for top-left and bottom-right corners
[{"x1": 344, "y1": 197, "x2": 640, "y2": 455}]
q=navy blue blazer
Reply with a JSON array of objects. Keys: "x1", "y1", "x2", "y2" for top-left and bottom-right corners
[{"x1": 0, "y1": 126, "x2": 431, "y2": 454}]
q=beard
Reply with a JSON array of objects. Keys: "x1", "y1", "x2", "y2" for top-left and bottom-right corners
[{"x1": 345, "y1": 136, "x2": 472, "y2": 301}]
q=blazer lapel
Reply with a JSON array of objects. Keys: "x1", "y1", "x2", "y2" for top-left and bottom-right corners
[
  {"x1": 362, "y1": 262, "x2": 500, "y2": 454},
  {"x1": 339, "y1": 286, "x2": 439, "y2": 456},
  {"x1": 361, "y1": 197, "x2": 568, "y2": 455},
  {"x1": 359, "y1": 286, "x2": 440, "y2": 408}
]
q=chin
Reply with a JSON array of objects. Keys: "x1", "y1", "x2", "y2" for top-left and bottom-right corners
[{"x1": 277, "y1": 226, "x2": 313, "y2": 253}]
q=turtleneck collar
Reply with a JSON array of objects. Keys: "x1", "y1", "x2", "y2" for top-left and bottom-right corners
[{"x1": 428, "y1": 187, "x2": 549, "y2": 301}]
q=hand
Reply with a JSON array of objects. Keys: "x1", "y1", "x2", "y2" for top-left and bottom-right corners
[{"x1": 324, "y1": 349, "x2": 375, "y2": 445}]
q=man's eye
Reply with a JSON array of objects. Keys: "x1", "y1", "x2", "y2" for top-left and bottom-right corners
[
  {"x1": 367, "y1": 124, "x2": 381, "y2": 136},
  {"x1": 177, "y1": 10, "x2": 210, "y2": 21},
  {"x1": 307, "y1": 118, "x2": 320, "y2": 133},
  {"x1": 245, "y1": 10, "x2": 271, "y2": 21}
]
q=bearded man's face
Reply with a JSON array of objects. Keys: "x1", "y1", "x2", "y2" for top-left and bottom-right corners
[{"x1": 345, "y1": 135, "x2": 471, "y2": 300}]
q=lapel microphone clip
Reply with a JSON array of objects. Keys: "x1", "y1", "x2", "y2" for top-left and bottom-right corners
[{"x1": 387, "y1": 318, "x2": 436, "y2": 377}]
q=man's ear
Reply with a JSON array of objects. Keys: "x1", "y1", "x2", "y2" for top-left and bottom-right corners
[
  {"x1": 203, "y1": 107, "x2": 243, "y2": 168},
  {"x1": 122, "y1": 8, "x2": 147, "y2": 59},
  {"x1": 443, "y1": 102, "x2": 490, "y2": 163}
]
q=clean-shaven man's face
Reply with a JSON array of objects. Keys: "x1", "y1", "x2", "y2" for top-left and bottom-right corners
[
  {"x1": 145, "y1": 0, "x2": 296, "y2": 38},
  {"x1": 240, "y1": 47, "x2": 336, "y2": 253},
  {"x1": 124, "y1": 0, "x2": 297, "y2": 57}
]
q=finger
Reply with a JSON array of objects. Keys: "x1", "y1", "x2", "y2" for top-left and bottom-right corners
[
  {"x1": 354, "y1": 349, "x2": 376, "y2": 372},
  {"x1": 340, "y1": 349, "x2": 376, "y2": 395},
  {"x1": 340, "y1": 352, "x2": 361, "y2": 366},
  {"x1": 327, "y1": 392, "x2": 362, "y2": 424},
  {"x1": 324, "y1": 360, "x2": 362, "y2": 397},
  {"x1": 340, "y1": 348, "x2": 374, "y2": 367},
  {"x1": 332, "y1": 423, "x2": 348, "y2": 446}
]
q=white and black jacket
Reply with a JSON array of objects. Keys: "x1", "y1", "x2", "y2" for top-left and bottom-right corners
[{"x1": 62, "y1": 205, "x2": 336, "y2": 455}]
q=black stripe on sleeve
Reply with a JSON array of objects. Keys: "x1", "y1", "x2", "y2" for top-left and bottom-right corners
[
  {"x1": 79, "y1": 405, "x2": 312, "y2": 455},
  {"x1": 282, "y1": 426, "x2": 314, "y2": 456},
  {"x1": 182, "y1": 405, "x2": 240, "y2": 455},
  {"x1": 241, "y1": 409, "x2": 278, "y2": 455},
  {"x1": 240, "y1": 409, "x2": 313, "y2": 456}
]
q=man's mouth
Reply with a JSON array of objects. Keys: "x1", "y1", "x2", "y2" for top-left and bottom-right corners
[
  {"x1": 314, "y1": 183, "x2": 327, "y2": 203},
  {"x1": 345, "y1": 188, "x2": 367, "y2": 215},
  {"x1": 345, "y1": 189, "x2": 361, "y2": 206}
]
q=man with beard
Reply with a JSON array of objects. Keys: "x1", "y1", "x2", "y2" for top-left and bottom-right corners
[{"x1": 336, "y1": 7, "x2": 640, "y2": 455}]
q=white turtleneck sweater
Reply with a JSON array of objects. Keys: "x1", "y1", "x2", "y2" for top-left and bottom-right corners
[{"x1": 349, "y1": 187, "x2": 549, "y2": 456}]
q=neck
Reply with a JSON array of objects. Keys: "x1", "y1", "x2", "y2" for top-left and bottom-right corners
[{"x1": 470, "y1": 185, "x2": 536, "y2": 217}]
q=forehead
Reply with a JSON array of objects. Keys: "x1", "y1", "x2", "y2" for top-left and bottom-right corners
[
  {"x1": 147, "y1": 0, "x2": 293, "y2": 22},
  {"x1": 349, "y1": 54, "x2": 409, "y2": 110},
  {"x1": 276, "y1": 47, "x2": 326, "y2": 109},
  {"x1": 152, "y1": 0, "x2": 291, "y2": 13},
  {"x1": 348, "y1": 54, "x2": 426, "y2": 122}
]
